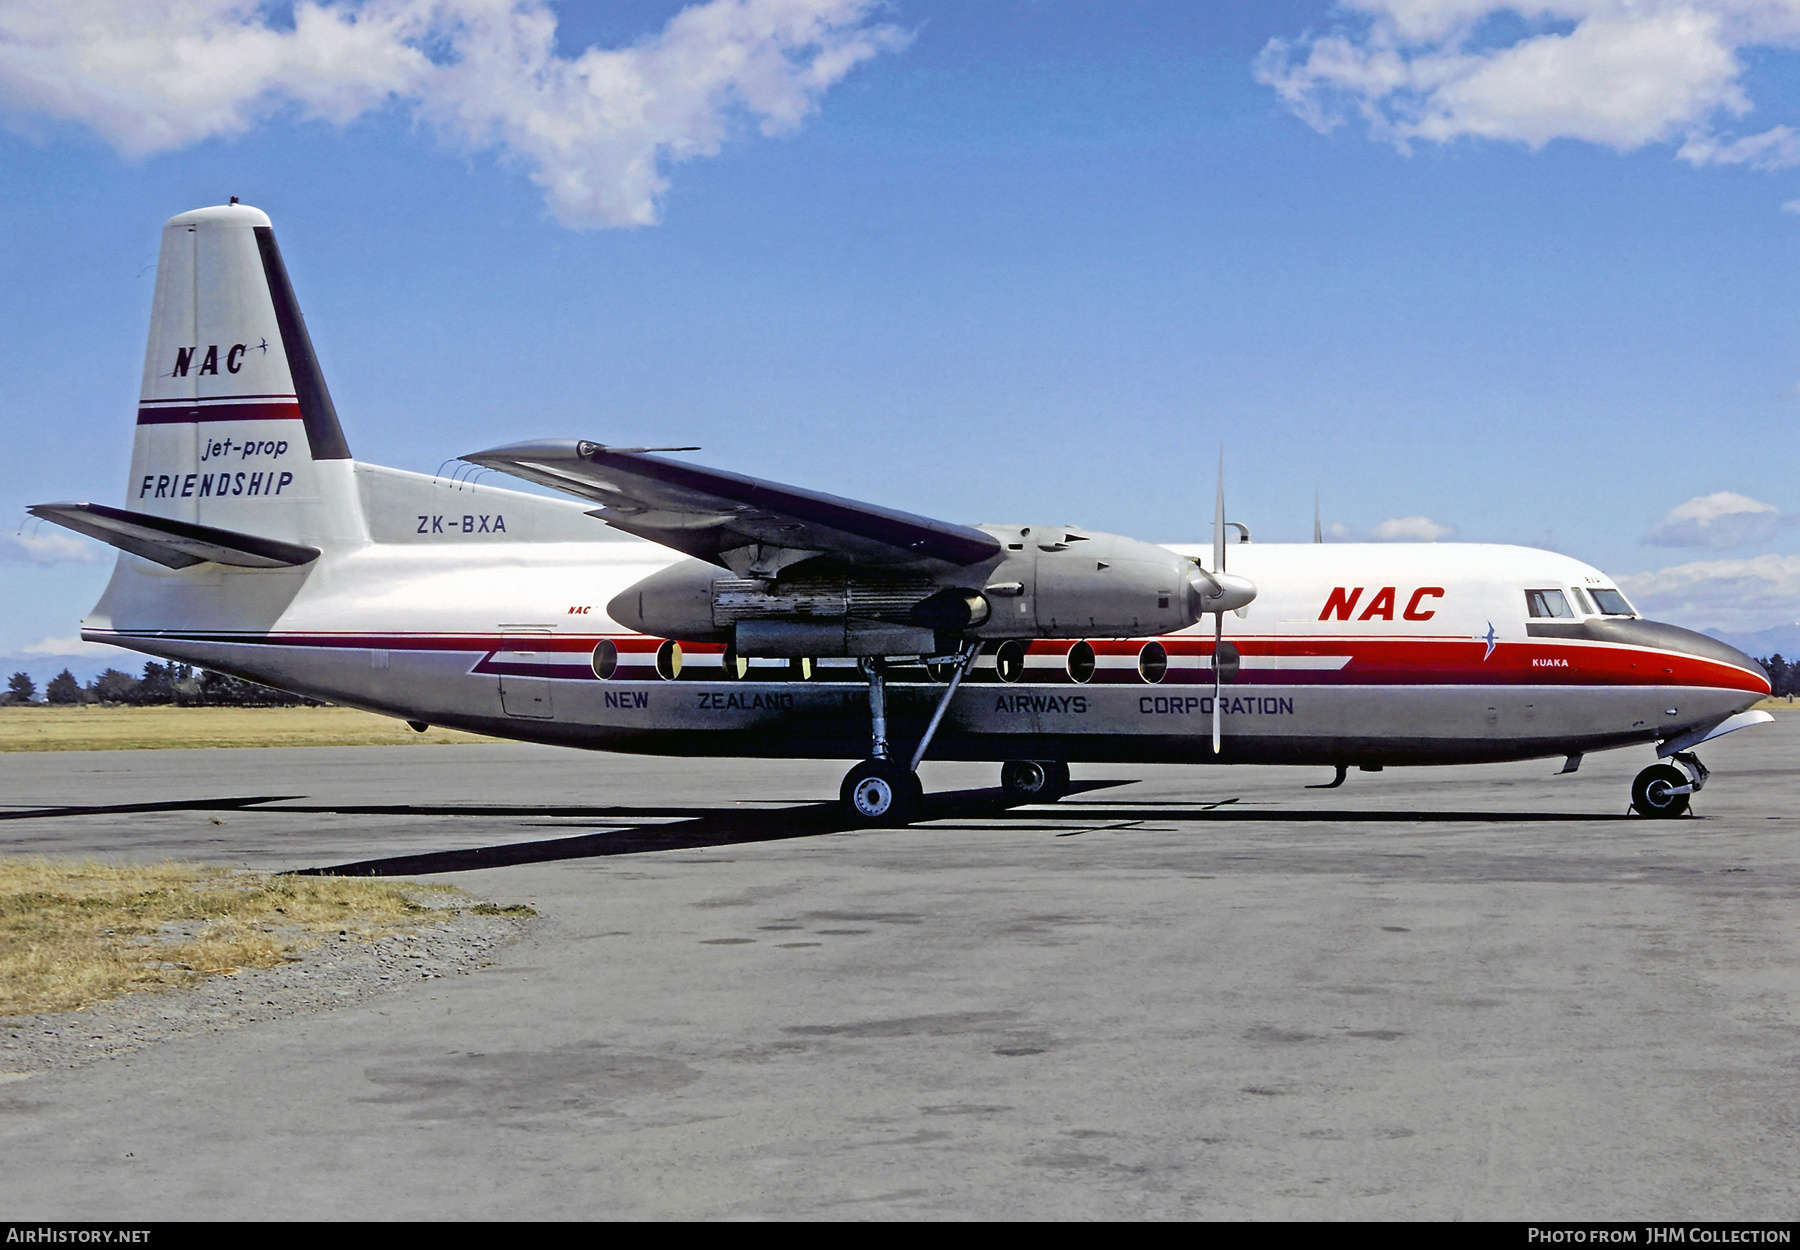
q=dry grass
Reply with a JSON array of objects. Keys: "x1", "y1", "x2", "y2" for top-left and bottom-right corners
[
  {"x1": 0, "y1": 705, "x2": 495, "y2": 752},
  {"x1": 1754, "y1": 696, "x2": 1798, "y2": 712},
  {"x1": 0, "y1": 857, "x2": 478, "y2": 1017}
]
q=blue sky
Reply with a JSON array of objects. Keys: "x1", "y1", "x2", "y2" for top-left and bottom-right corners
[{"x1": 5, "y1": 0, "x2": 1800, "y2": 684}]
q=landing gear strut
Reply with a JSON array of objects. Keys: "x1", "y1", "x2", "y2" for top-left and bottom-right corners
[
  {"x1": 1631, "y1": 751, "x2": 1708, "y2": 819},
  {"x1": 838, "y1": 645, "x2": 981, "y2": 827},
  {"x1": 1001, "y1": 760, "x2": 1070, "y2": 805}
]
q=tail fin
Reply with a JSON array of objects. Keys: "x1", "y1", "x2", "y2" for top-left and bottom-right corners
[{"x1": 126, "y1": 203, "x2": 359, "y2": 548}]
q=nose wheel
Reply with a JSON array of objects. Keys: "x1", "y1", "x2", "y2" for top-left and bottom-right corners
[
  {"x1": 1631, "y1": 752, "x2": 1706, "y2": 818},
  {"x1": 1001, "y1": 760, "x2": 1070, "y2": 804}
]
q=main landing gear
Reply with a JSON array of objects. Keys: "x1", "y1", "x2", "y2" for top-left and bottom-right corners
[
  {"x1": 1630, "y1": 752, "x2": 1708, "y2": 819},
  {"x1": 838, "y1": 646, "x2": 980, "y2": 827}
]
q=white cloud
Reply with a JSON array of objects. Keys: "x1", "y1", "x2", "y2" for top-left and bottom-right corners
[
  {"x1": 1617, "y1": 553, "x2": 1800, "y2": 632},
  {"x1": 1643, "y1": 490, "x2": 1784, "y2": 549},
  {"x1": 1256, "y1": 2, "x2": 1800, "y2": 168},
  {"x1": 0, "y1": 0, "x2": 908, "y2": 229},
  {"x1": 19, "y1": 635, "x2": 122, "y2": 657},
  {"x1": 1370, "y1": 514, "x2": 1453, "y2": 540},
  {"x1": 1, "y1": 528, "x2": 102, "y2": 564},
  {"x1": 1784, "y1": 198, "x2": 1800, "y2": 213}
]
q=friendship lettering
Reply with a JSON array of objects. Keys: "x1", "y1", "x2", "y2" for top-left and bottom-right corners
[{"x1": 139, "y1": 471, "x2": 292, "y2": 499}]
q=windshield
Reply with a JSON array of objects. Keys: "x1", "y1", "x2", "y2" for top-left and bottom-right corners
[
  {"x1": 1589, "y1": 588, "x2": 1636, "y2": 616},
  {"x1": 1525, "y1": 589, "x2": 1573, "y2": 619}
]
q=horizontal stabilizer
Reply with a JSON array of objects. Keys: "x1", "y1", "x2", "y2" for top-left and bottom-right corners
[{"x1": 27, "y1": 502, "x2": 320, "y2": 570}]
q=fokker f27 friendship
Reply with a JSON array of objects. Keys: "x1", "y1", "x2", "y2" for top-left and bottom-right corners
[{"x1": 31, "y1": 204, "x2": 1773, "y2": 823}]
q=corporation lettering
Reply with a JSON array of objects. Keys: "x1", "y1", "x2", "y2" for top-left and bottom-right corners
[
  {"x1": 1139, "y1": 695, "x2": 1295, "y2": 716},
  {"x1": 603, "y1": 691, "x2": 649, "y2": 709}
]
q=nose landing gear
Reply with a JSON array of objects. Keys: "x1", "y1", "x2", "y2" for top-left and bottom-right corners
[{"x1": 1631, "y1": 751, "x2": 1708, "y2": 818}]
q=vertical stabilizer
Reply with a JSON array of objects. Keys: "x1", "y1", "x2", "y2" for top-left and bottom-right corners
[{"x1": 130, "y1": 203, "x2": 360, "y2": 548}]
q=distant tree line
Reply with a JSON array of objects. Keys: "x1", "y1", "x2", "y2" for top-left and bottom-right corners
[
  {"x1": 3, "y1": 662, "x2": 319, "y2": 707},
  {"x1": 1758, "y1": 654, "x2": 1797, "y2": 698}
]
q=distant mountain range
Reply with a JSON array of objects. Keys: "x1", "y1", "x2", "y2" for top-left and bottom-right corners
[{"x1": 1705, "y1": 623, "x2": 1800, "y2": 660}]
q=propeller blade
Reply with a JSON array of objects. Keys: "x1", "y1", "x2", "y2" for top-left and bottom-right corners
[
  {"x1": 1213, "y1": 450, "x2": 1227, "y2": 575},
  {"x1": 1211, "y1": 612, "x2": 1223, "y2": 755}
]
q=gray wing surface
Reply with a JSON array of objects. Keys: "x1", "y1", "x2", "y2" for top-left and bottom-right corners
[{"x1": 461, "y1": 439, "x2": 1001, "y2": 573}]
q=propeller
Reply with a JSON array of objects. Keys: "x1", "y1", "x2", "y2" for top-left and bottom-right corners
[
  {"x1": 1212, "y1": 457, "x2": 1227, "y2": 754},
  {"x1": 1188, "y1": 452, "x2": 1256, "y2": 754}
]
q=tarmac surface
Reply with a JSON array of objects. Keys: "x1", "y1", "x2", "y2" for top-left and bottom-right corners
[{"x1": 0, "y1": 719, "x2": 1796, "y2": 1220}]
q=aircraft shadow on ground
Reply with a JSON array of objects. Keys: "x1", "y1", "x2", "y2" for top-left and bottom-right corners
[
  {"x1": 0, "y1": 785, "x2": 1631, "y2": 877},
  {"x1": 289, "y1": 782, "x2": 1628, "y2": 878}
]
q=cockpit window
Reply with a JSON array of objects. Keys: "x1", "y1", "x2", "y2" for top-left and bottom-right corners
[
  {"x1": 1570, "y1": 587, "x2": 1597, "y2": 615},
  {"x1": 1589, "y1": 588, "x2": 1636, "y2": 617},
  {"x1": 1525, "y1": 589, "x2": 1573, "y2": 619}
]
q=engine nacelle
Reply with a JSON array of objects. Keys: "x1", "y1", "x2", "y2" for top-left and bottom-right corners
[{"x1": 607, "y1": 524, "x2": 1242, "y2": 656}]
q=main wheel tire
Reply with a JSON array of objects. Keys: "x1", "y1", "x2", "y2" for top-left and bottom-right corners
[
  {"x1": 1001, "y1": 760, "x2": 1070, "y2": 805},
  {"x1": 1632, "y1": 763, "x2": 1691, "y2": 818},
  {"x1": 839, "y1": 759, "x2": 922, "y2": 826}
]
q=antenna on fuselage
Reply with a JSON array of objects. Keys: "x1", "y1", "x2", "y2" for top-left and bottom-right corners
[{"x1": 1313, "y1": 489, "x2": 1323, "y2": 543}]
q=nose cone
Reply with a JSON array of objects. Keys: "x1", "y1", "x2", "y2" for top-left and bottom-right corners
[{"x1": 1629, "y1": 619, "x2": 1770, "y2": 696}]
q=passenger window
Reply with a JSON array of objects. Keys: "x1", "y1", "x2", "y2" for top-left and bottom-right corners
[
  {"x1": 1589, "y1": 588, "x2": 1636, "y2": 617},
  {"x1": 1525, "y1": 589, "x2": 1573, "y2": 619},
  {"x1": 1570, "y1": 587, "x2": 1597, "y2": 615}
]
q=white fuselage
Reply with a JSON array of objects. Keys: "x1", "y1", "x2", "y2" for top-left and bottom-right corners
[{"x1": 81, "y1": 460, "x2": 1770, "y2": 768}]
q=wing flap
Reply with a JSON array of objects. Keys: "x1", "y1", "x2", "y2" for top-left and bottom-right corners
[
  {"x1": 462, "y1": 439, "x2": 1002, "y2": 569},
  {"x1": 27, "y1": 502, "x2": 321, "y2": 570}
]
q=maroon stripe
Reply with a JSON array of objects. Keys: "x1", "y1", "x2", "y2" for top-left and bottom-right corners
[{"x1": 137, "y1": 401, "x2": 303, "y2": 425}]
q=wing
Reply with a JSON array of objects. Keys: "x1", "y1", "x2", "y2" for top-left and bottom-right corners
[{"x1": 461, "y1": 440, "x2": 1001, "y2": 576}]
